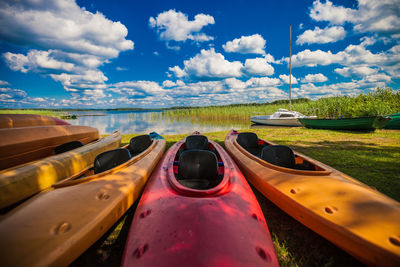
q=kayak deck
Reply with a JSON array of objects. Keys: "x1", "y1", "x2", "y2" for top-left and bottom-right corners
[{"x1": 0, "y1": 125, "x2": 99, "y2": 170}]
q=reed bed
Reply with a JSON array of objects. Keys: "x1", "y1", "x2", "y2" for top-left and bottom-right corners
[
  {"x1": 305, "y1": 87, "x2": 400, "y2": 118},
  {"x1": 162, "y1": 87, "x2": 400, "y2": 120},
  {"x1": 162, "y1": 102, "x2": 310, "y2": 121}
]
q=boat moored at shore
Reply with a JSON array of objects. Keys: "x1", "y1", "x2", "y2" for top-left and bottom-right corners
[
  {"x1": 299, "y1": 116, "x2": 391, "y2": 131},
  {"x1": 251, "y1": 108, "x2": 315, "y2": 126}
]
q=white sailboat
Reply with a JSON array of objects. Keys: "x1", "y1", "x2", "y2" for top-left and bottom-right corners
[
  {"x1": 250, "y1": 108, "x2": 309, "y2": 126},
  {"x1": 251, "y1": 26, "x2": 315, "y2": 126}
]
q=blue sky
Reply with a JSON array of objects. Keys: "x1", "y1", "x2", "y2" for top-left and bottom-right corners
[{"x1": 0, "y1": 0, "x2": 399, "y2": 108}]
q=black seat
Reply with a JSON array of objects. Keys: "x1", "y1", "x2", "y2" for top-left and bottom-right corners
[
  {"x1": 261, "y1": 145, "x2": 295, "y2": 169},
  {"x1": 129, "y1": 135, "x2": 152, "y2": 157},
  {"x1": 237, "y1": 132, "x2": 263, "y2": 157},
  {"x1": 178, "y1": 150, "x2": 219, "y2": 190},
  {"x1": 54, "y1": 140, "x2": 84, "y2": 154},
  {"x1": 185, "y1": 135, "x2": 209, "y2": 150},
  {"x1": 94, "y1": 148, "x2": 131, "y2": 174}
]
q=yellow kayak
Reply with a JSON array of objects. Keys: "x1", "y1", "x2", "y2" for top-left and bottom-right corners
[
  {"x1": 0, "y1": 125, "x2": 99, "y2": 170},
  {"x1": 0, "y1": 131, "x2": 121, "y2": 210},
  {"x1": 0, "y1": 133, "x2": 166, "y2": 267},
  {"x1": 225, "y1": 130, "x2": 400, "y2": 266}
]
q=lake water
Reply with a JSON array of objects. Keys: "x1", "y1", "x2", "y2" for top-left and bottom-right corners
[{"x1": 64, "y1": 110, "x2": 254, "y2": 135}]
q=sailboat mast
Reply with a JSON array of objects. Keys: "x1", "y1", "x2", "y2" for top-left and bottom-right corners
[{"x1": 289, "y1": 25, "x2": 292, "y2": 111}]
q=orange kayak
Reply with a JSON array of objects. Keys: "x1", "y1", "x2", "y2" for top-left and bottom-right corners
[
  {"x1": 225, "y1": 130, "x2": 400, "y2": 266},
  {"x1": 0, "y1": 132, "x2": 121, "y2": 210},
  {"x1": 0, "y1": 133, "x2": 165, "y2": 267},
  {"x1": 0, "y1": 114, "x2": 69, "y2": 128},
  {"x1": 0, "y1": 125, "x2": 99, "y2": 170}
]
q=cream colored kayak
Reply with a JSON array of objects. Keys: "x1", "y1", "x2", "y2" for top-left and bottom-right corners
[
  {"x1": 0, "y1": 114, "x2": 70, "y2": 128},
  {"x1": 0, "y1": 125, "x2": 99, "y2": 170},
  {"x1": 0, "y1": 133, "x2": 166, "y2": 267},
  {"x1": 0, "y1": 131, "x2": 121, "y2": 210}
]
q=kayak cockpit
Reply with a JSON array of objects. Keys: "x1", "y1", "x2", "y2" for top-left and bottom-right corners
[
  {"x1": 236, "y1": 132, "x2": 322, "y2": 171},
  {"x1": 54, "y1": 140, "x2": 84, "y2": 154},
  {"x1": 172, "y1": 134, "x2": 224, "y2": 190},
  {"x1": 52, "y1": 134, "x2": 158, "y2": 188},
  {"x1": 94, "y1": 134, "x2": 153, "y2": 174},
  {"x1": 176, "y1": 150, "x2": 221, "y2": 190}
]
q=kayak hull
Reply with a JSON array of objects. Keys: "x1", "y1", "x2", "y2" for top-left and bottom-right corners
[
  {"x1": 0, "y1": 114, "x2": 69, "y2": 128},
  {"x1": 0, "y1": 136, "x2": 166, "y2": 267},
  {"x1": 225, "y1": 130, "x2": 400, "y2": 266},
  {"x1": 299, "y1": 116, "x2": 391, "y2": 131},
  {"x1": 0, "y1": 125, "x2": 99, "y2": 170},
  {"x1": 122, "y1": 135, "x2": 278, "y2": 267},
  {"x1": 0, "y1": 132, "x2": 121, "y2": 210}
]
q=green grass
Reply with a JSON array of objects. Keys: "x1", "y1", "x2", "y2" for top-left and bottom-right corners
[
  {"x1": 0, "y1": 109, "x2": 62, "y2": 117},
  {"x1": 79, "y1": 128, "x2": 400, "y2": 267}
]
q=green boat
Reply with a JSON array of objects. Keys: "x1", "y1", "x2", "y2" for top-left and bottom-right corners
[
  {"x1": 384, "y1": 113, "x2": 400, "y2": 129},
  {"x1": 299, "y1": 116, "x2": 392, "y2": 131}
]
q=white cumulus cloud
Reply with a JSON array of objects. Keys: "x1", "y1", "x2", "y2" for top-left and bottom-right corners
[
  {"x1": 334, "y1": 66, "x2": 378, "y2": 77},
  {"x1": 309, "y1": 0, "x2": 400, "y2": 35},
  {"x1": 243, "y1": 57, "x2": 274, "y2": 76},
  {"x1": 50, "y1": 70, "x2": 108, "y2": 91},
  {"x1": 168, "y1": 66, "x2": 187, "y2": 78},
  {"x1": 170, "y1": 48, "x2": 243, "y2": 79},
  {"x1": 4, "y1": 50, "x2": 75, "y2": 73},
  {"x1": 286, "y1": 40, "x2": 400, "y2": 81},
  {"x1": 297, "y1": 26, "x2": 346, "y2": 45},
  {"x1": 302, "y1": 73, "x2": 328, "y2": 83},
  {"x1": 362, "y1": 73, "x2": 392, "y2": 83},
  {"x1": 110, "y1": 81, "x2": 166, "y2": 98},
  {"x1": 223, "y1": 34, "x2": 266, "y2": 55},
  {"x1": 289, "y1": 49, "x2": 342, "y2": 67},
  {"x1": 310, "y1": 0, "x2": 356, "y2": 25},
  {"x1": 279, "y1": 74, "x2": 298, "y2": 84},
  {"x1": 0, "y1": 0, "x2": 133, "y2": 57},
  {"x1": 246, "y1": 77, "x2": 281, "y2": 87},
  {"x1": 224, "y1": 78, "x2": 247, "y2": 90},
  {"x1": 149, "y1": 9, "x2": 214, "y2": 45},
  {"x1": 162, "y1": 80, "x2": 177, "y2": 88},
  {"x1": 0, "y1": 87, "x2": 27, "y2": 101},
  {"x1": 0, "y1": 0, "x2": 134, "y2": 95}
]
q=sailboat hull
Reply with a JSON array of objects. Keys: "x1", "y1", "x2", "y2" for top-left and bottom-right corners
[{"x1": 251, "y1": 116, "x2": 302, "y2": 126}]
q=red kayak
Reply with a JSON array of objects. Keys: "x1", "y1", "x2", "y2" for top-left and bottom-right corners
[{"x1": 122, "y1": 133, "x2": 279, "y2": 267}]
